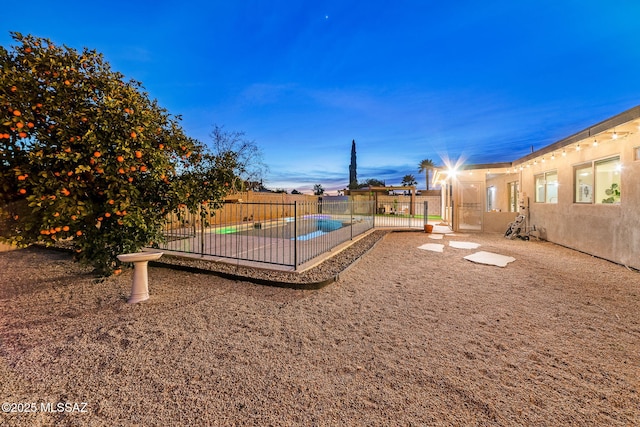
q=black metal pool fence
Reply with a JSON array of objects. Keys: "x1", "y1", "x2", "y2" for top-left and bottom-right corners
[{"x1": 158, "y1": 200, "x2": 429, "y2": 269}]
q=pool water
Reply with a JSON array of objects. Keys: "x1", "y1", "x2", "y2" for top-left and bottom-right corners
[{"x1": 237, "y1": 217, "x2": 345, "y2": 240}]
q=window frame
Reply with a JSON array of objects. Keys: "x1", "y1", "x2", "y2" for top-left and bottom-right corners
[
  {"x1": 534, "y1": 170, "x2": 558, "y2": 204},
  {"x1": 573, "y1": 155, "x2": 621, "y2": 205},
  {"x1": 507, "y1": 181, "x2": 519, "y2": 212}
]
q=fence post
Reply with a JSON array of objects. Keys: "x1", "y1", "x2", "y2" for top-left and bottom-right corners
[
  {"x1": 199, "y1": 205, "x2": 205, "y2": 255},
  {"x1": 371, "y1": 198, "x2": 375, "y2": 228},
  {"x1": 294, "y1": 201, "x2": 298, "y2": 270},
  {"x1": 423, "y1": 201, "x2": 429, "y2": 227},
  {"x1": 350, "y1": 200, "x2": 353, "y2": 240}
]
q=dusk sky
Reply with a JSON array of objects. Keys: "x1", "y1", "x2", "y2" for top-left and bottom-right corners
[{"x1": 3, "y1": 1, "x2": 640, "y2": 193}]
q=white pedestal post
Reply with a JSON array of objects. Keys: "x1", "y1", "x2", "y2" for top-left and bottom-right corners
[{"x1": 116, "y1": 251, "x2": 164, "y2": 304}]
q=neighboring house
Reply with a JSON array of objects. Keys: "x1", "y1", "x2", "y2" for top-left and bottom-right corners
[{"x1": 434, "y1": 104, "x2": 640, "y2": 270}]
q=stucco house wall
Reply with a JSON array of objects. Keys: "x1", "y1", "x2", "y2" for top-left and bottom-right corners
[
  {"x1": 434, "y1": 105, "x2": 640, "y2": 269},
  {"x1": 516, "y1": 106, "x2": 640, "y2": 270}
]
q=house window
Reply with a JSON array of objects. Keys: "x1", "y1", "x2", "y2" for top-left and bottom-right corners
[
  {"x1": 574, "y1": 156, "x2": 620, "y2": 204},
  {"x1": 596, "y1": 157, "x2": 621, "y2": 204},
  {"x1": 534, "y1": 171, "x2": 558, "y2": 203},
  {"x1": 508, "y1": 181, "x2": 519, "y2": 212},
  {"x1": 575, "y1": 163, "x2": 594, "y2": 203},
  {"x1": 486, "y1": 186, "x2": 496, "y2": 211}
]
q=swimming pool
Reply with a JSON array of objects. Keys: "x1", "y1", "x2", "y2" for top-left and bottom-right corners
[{"x1": 237, "y1": 216, "x2": 346, "y2": 240}]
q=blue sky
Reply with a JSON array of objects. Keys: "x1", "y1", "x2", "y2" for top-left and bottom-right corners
[{"x1": 3, "y1": 1, "x2": 640, "y2": 193}]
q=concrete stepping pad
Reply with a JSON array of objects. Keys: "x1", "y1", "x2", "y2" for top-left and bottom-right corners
[{"x1": 464, "y1": 251, "x2": 515, "y2": 267}]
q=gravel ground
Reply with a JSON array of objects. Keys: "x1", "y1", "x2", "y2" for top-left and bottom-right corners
[{"x1": 1, "y1": 231, "x2": 639, "y2": 426}]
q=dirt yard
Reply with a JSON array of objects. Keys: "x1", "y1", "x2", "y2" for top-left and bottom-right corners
[{"x1": 0, "y1": 232, "x2": 638, "y2": 426}]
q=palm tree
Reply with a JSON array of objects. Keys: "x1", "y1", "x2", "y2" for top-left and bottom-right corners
[
  {"x1": 419, "y1": 159, "x2": 436, "y2": 191},
  {"x1": 401, "y1": 174, "x2": 417, "y2": 186}
]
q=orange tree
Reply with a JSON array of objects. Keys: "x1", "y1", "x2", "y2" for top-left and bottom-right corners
[{"x1": 0, "y1": 32, "x2": 230, "y2": 274}]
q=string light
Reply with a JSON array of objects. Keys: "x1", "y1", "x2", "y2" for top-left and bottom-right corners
[
  {"x1": 562, "y1": 150, "x2": 567, "y2": 156},
  {"x1": 593, "y1": 138, "x2": 598, "y2": 147},
  {"x1": 576, "y1": 144, "x2": 581, "y2": 151}
]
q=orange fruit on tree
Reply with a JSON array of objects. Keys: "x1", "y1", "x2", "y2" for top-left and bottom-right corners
[
  {"x1": 135, "y1": 151, "x2": 142, "y2": 158},
  {"x1": 118, "y1": 168, "x2": 125, "y2": 174},
  {"x1": 139, "y1": 165, "x2": 147, "y2": 172},
  {"x1": 117, "y1": 155, "x2": 124, "y2": 162},
  {"x1": 10, "y1": 86, "x2": 17, "y2": 92},
  {"x1": 130, "y1": 165, "x2": 137, "y2": 172},
  {"x1": 17, "y1": 175, "x2": 26, "y2": 181},
  {"x1": 18, "y1": 132, "x2": 27, "y2": 138},
  {"x1": 105, "y1": 212, "x2": 111, "y2": 217},
  {"x1": 94, "y1": 151, "x2": 101, "y2": 157},
  {"x1": 128, "y1": 177, "x2": 134, "y2": 182},
  {"x1": 76, "y1": 230, "x2": 83, "y2": 236},
  {"x1": 18, "y1": 188, "x2": 26, "y2": 194},
  {"x1": 62, "y1": 225, "x2": 70, "y2": 232},
  {"x1": 108, "y1": 199, "x2": 115, "y2": 205},
  {"x1": 130, "y1": 131, "x2": 137, "y2": 139},
  {"x1": 27, "y1": 122, "x2": 34, "y2": 128},
  {"x1": 16, "y1": 122, "x2": 24, "y2": 129},
  {"x1": 158, "y1": 143, "x2": 164, "y2": 149},
  {"x1": 13, "y1": 110, "x2": 20, "y2": 116}
]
